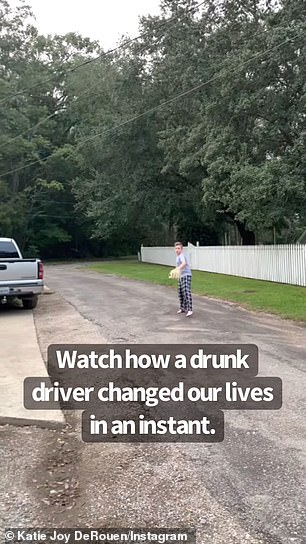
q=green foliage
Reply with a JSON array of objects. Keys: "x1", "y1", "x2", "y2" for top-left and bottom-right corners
[{"x1": 0, "y1": 0, "x2": 305, "y2": 256}]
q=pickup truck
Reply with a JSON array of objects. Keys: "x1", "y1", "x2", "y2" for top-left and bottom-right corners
[{"x1": 0, "y1": 237, "x2": 44, "y2": 309}]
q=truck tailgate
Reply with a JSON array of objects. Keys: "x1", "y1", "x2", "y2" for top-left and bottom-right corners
[{"x1": 0, "y1": 260, "x2": 39, "y2": 282}]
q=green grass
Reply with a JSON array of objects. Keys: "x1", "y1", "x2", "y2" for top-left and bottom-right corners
[{"x1": 88, "y1": 260, "x2": 306, "y2": 322}]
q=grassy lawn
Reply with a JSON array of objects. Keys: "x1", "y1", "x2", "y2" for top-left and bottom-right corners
[{"x1": 88, "y1": 260, "x2": 306, "y2": 322}]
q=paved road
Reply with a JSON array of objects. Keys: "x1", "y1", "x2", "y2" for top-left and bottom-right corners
[
  {"x1": 40, "y1": 264, "x2": 306, "y2": 544},
  {"x1": 1, "y1": 264, "x2": 305, "y2": 543}
]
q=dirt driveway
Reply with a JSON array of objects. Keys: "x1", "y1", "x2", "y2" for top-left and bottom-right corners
[{"x1": 1, "y1": 263, "x2": 305, "y2": 544}]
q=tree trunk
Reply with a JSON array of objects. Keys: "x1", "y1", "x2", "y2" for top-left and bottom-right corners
[
  {"x1": 235, "y1": 220, "x2": 256, "y2": 245},
  {"x1": 225, "y1": 212, "x2": 256, "y2": 245}
]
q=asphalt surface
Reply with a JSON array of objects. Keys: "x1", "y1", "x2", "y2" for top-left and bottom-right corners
[{"x1": 1, "y1": 263, "x2": 306, "y2": 544}]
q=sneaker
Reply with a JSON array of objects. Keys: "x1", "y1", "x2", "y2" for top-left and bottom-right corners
[
  {"x1": 177, "y1": 309, "x2": 185, "y2": 314},
  {"x1": 186, "y1": 311, "x2": 193, "y2": 317}
]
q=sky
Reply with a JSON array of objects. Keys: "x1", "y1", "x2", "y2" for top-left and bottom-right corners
[{"x1": 12, "y1": 0, "x2": 162, "y2": 50}]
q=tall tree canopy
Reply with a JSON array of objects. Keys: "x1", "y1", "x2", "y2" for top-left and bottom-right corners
[{"x1": 0, "y1": 0, "x2": 305, "y2": 256}]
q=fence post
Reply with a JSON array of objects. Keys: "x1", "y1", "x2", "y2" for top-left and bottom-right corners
[{"x1": 140, "y1": 243, "x2": 306, "y2": 286}]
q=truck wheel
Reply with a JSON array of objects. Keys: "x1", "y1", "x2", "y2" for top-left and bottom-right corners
[{"x1": 22, "y1": 295, "x2": 38, "y2": 310}]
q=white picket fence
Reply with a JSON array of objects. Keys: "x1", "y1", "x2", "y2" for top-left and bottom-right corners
[{"x1": 140, "y1": 243, "x2": 306, "y2": 287}]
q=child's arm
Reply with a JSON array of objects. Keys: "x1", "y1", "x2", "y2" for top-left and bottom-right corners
[{"x1": 177, "y1": 255, "x2": 187, "y2": 271}]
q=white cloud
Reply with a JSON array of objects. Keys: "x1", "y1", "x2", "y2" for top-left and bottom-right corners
[{"x1": 14, "y1": 0, "x2": 161, "y2": 49}]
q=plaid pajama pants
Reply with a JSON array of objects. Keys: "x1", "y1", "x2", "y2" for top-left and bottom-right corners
[{"x1": 178, "y1": 275, "x2": 192, "y2": 312}]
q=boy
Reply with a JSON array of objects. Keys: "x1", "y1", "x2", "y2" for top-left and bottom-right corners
[{"x1": 174, "y1": 241, "x2": 193, "y2": 317}]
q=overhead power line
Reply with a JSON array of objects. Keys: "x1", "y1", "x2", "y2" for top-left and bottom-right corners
[
  {"x1": 0, "y1": 17, "x2": 274, "y2": 156},
  {"x1": 0, "y1": 31, "x2": 301, "y2": 180},
  {"x1": 0, "y1": 112, "x2": 57, "y2": 149},
  {"x1": 0, "y1": 1, "x2": 206, "y2": 106},
  {"x1": 0, "y1": 0, "x2": 206, "y2": 155},
  {"x1": 76, "y1": 33, "x2": 302, "y2": 145}
]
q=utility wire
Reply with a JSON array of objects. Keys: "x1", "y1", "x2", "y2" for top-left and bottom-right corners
[
  {"x1": 0, "y1": 112, "x2": 57, "y2": 149},
  {"x1": 0, "y1": 11, "x2": 279, "y2": 154},
  {"x1": 0, "y1": 1, "x2": 206, "y2": 105},
  {"x1": 77, "y1": 32, "x2": 302, "y2": 146},
  {"x1": 0, "y1": 31, "x2": 301, "y2": 180},
  {"x1": 0, "y1": 0, "x2": 206, "y2": 154}
]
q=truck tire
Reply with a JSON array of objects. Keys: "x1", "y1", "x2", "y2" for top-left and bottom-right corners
[{"x1": 22, "y1": 295, "x2": 38, "y2": 310}]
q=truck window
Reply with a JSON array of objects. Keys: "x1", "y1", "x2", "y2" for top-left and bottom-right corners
[{"x1": 0, "y1": 241, "x2": 19, "y2": 258}]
